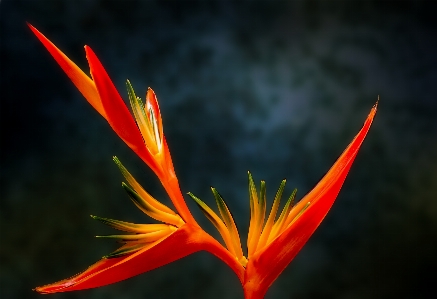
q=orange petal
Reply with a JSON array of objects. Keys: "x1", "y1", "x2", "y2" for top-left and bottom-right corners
[
  {"x1": 244, "y1": 104, "x2": 377, "y2": 298},
  {"x1": 84, "y1": 46, "x2": 158, "y2": 173},
  {"x1": 36, "y1": 224, "x2": 244, "y2": 293},
  {"x1": 28, "y1": 24, "x2": 106, "y2": 119},
  {"x1": 35, "y1": 225, "x2": 199, "y2": 292}
]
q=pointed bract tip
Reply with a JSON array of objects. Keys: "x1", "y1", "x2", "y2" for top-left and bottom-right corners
[
  {"x1": 370, "y1": 101, "x2": 378, "y2": 118},
  {"x1": 27, "y1": 23, "x2": 42, "y2": 37}
]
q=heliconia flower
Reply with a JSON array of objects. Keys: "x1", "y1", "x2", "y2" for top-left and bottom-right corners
[
  {"x1": 27, "y1": 24, "x2": 194, "y2": 223},
  {"x1": 30, "y1": 24, "x2": 377, "y2": 299},
  {"x1": 35, "y1": 156, "x2": 244, "y2": 294},
  {"x1": 29, "y1": 24, "x2": 245, "y2": 294}
]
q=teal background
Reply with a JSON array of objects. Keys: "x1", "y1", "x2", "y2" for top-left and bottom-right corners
[{"x1": 1, "y1": 1, "x2": 436, "y2": 298}]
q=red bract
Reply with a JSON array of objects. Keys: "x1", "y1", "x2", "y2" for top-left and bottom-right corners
[{"x1": 30, "y1": 24, "x2": 376, "y2": 299}]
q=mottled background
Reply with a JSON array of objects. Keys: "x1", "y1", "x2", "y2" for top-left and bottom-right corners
[{"x1": 1, "y1": 1, "x2": 436, "y2": 298}]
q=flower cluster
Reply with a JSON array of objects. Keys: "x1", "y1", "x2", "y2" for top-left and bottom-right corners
[{"x1": 29, "y1": 24, "x2": 376, "y2": 299}]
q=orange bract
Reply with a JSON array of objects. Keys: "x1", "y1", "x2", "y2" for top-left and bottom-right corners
[{"x1": 30, "y1": 24, "x2": 376, "y2": 299}]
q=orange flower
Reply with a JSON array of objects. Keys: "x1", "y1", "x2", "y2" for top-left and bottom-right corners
[{"x1": 30, "y1": 24, "x2": 376, "y2": 298}]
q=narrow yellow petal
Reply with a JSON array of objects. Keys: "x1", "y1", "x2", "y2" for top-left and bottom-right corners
[
  {"x1": 103, "y1": 235, "x2": 169, "y2": 259},
  {"x1": 247, "y1": 172, "x2": 259, "y2": 257},
  {"x1": 257, "y1": 181, "x2": 267, "y2": 230},
  {"x1": 257, "y1": 180, "x2": 286, "y2": 250},
  {"x1": 249, "y1": 180, "x2": 267, "y2": 256},
  {"x1": 284, "y1": 201, "x2": 311, "y2": 229},
  {"x1": 126, "y1": 81, "x2": 159, "y2": 154},
  {"x1": 267, "y1": 188, "x2": 297, "y2": 244},
  {"x1": 211, "y1": 188, "x2": 244, "y2": 262},
  {"x1": 91, "y1": 216, "x2": 173, "y2": 234},
  {"x1": 123, "y1": 183, "x2": 184, "y2": 227},
  {"x1": 188, "y1": 192, "x2": 237, "y2": 257},
  {"x1": 113, "y1": 157, "x2": 176, "y2": 215}
]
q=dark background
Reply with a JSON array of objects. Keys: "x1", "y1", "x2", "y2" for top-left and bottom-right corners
[{"x1": 1, "y1": 1, "x2": 436, "y2": 298}]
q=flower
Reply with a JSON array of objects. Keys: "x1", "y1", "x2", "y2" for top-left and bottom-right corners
[
  {"x1": 30, "y1": 24, "x2": 376, "y2": 299},
  {"x1": 29, "y1": 24, "x2": 244, "y2": 294}
]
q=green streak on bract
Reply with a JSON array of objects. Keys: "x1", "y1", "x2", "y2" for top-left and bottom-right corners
[
  {"x1": 104, "y1": 244, "x2": 145, "y2": 259},
  {"x1": 187, "y1": 192, "x2": 222, "y2": 230}
]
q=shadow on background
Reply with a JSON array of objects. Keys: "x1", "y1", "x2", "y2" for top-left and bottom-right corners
[{"x1": 1, "y1": 1, "x2": 436, "y2": 298}]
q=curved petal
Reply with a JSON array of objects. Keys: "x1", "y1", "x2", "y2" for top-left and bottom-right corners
[
  {"x1": 244, "y1": 104, "x2": 377, "y2": 298},
  {"x1": 84, "y1": 46, "x2": 159, "y2": 173},
  {"x1": 27, "y1": 24, "x2": 106, "y2": 119},
  {"x1": 35, "y1": 224, "x2": 198, "y2": 293}
]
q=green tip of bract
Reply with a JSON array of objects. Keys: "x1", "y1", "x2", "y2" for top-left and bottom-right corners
[{"x1": 103, "y1": 244, "x2": 145, "y2": 259}]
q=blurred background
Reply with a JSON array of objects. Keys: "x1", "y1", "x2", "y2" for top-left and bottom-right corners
[{"x1": 1, "y1": 1, "x2": 436, "y2": 298}]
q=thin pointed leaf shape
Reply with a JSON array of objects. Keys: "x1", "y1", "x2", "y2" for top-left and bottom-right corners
[
  {"x1": 267, "y1": 188, "x2": 297, "y2": 244},
  {"x1": 247, "y1": 172, "x2": 259, "y2": 258},
  {"x1": 91, "y1": 216, "x2": 171, "y2": 233},
  {"x1": 243, "y1": 104, "x2": 377, "y2": 299},
  {"x1": 252, "y1": 181, "x2": 267, "y2": 253},
  {"x1": 211, "y1": 188, "x2": 246, "y2": 265},
  {"x1": 84, "y1": 46, "x2": 155, "y2": 171},
  {"x1": 257, "y1": 180, "x2": 286, "y2": 250},
  {"x1": 27, "y1": 24, "x2": 106, "y2": 118},
  {"x1": 122, "y1": 182, "x2": 184, "y2": 227}
]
